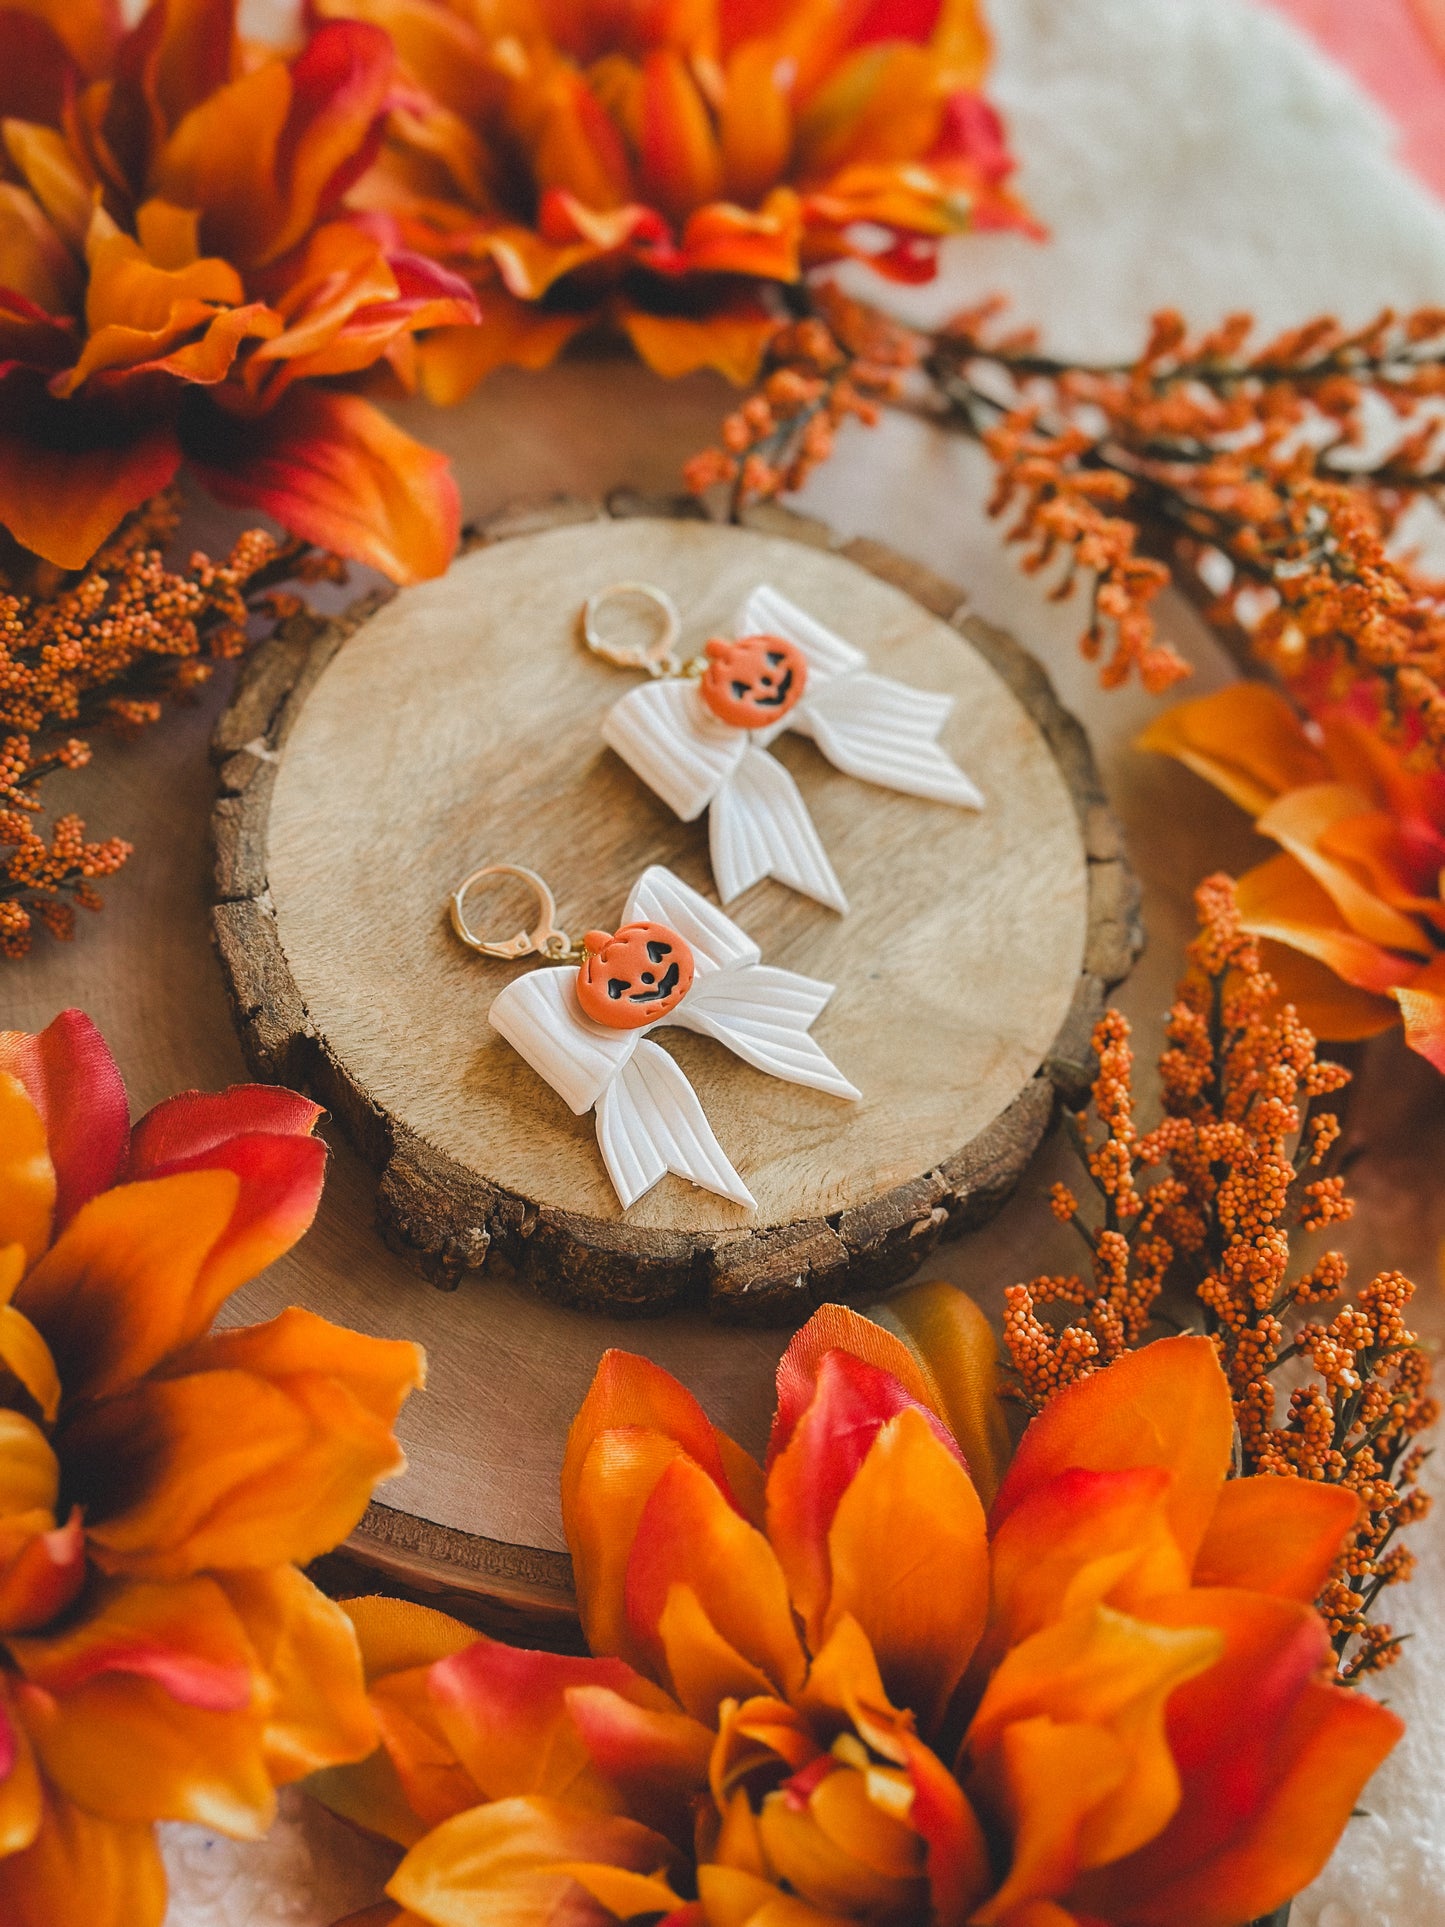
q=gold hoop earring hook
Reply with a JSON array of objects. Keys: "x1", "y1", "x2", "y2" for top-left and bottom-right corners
[
  {"x1": 449, "y1": 863, "x2": 583, "y2": 962},
  {"x1": 581, "y1": 582, "x2": 683, "y2": 677}
]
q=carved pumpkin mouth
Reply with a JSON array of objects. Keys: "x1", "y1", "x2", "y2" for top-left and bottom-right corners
[{"x1": 733, "y1": 664, "x2": 793, "y2": 709}]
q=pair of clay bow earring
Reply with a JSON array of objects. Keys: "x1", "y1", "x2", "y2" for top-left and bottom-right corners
[{"x1": 450, "y1": 584, "x2": 983, "y2": 1211}]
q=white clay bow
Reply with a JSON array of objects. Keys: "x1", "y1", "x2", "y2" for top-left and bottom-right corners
[
  {"x1": 601, "y1": 585, "x2": 984, "y2": 913},
  {"x1": 487, "y1": 864, "x2": 859, "y2": 1210}
]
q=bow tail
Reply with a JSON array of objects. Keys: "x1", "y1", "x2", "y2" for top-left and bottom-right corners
[
  {"x1": 709, "y1": 745, "x2": 849, "y2": 912},
  {"x1": 595, "y1": 1040, "x2": 755, "y2": 1211}
]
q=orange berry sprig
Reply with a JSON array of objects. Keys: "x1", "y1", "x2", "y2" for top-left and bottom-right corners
[
  {"x1": 684, "y1": 286, "x2": 921, "y2": 517},
  {"x1": 1005, "y1": 874, "x2": 1436, "y2": 1682},
  {"x1": 0, "y1": 492, "x2": 341, "y2": 957}
]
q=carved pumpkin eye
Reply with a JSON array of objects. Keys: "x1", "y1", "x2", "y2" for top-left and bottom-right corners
[
  {"x1": 577, "y1": 920, "x2": 696, "y2": 1030},
  {"x1": 700, "y1": 632, "x2": 809, "y2": 729}
]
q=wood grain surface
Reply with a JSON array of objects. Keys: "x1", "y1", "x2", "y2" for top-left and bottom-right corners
[{"x1": 212, "y1": 499, "x2": 1139, "y2": 1320}]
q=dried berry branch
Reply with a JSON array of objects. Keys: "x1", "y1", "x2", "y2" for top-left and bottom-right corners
[
  {"x1": 687, "y1": 293, "x2": 1445, "y2": 736},
  {"x1": 1004, "y1": 875, "x2": 1436, "y2": 1681},
  {"x1": 0, "y1": 492, "x2": 342, "y2": 958}
]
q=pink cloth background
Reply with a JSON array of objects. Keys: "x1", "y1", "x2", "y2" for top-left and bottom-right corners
[{"x1": 1258, "y1": 0, "x2": 1445, "y2": 197}]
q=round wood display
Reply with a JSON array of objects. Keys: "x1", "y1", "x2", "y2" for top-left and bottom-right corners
[{"x1": 212, "y1": 497, "x2": 1139, "y2": 1320}]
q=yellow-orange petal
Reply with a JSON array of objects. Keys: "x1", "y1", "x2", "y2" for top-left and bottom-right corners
[
  {"x1": 621, "y1": 301, "x2": 778, "y2": 385},
  {"x1": 387, "y1": 1793, "x2": 678, "y2": 1927},
  {"x1": 1234, "y1": 853, "x2": 1417, "y2": 998},
  {"x1": 0, "y1": 407, "x2": 181, "y2": 572},
  {"x1": 75, "y1": 1336, "x2": 416, "y2": 1581},
  {"x1": 720, "y1": 43, "x2": 793, "y2": 205},
  {"x1": 14, "y1": 1168, "x2": 240, "y2": 1402},
  {"x1": 0, "y1": 1675, "x2": 42, "y2": 1856},
  {"x1": 185, "y1": 387, "x2": 461, "y2": 585},
  {"x1": 824, "y1": 1405, "x2": 988, "y2": 1736},
  {"x1": 626, "y1": 1455, "x2": 807, "y2": 1710},
  {"x1": 970, "y1": 1716, "x2": 1128, "y2": 1924},
  {"x1": 1392, "y1": 951, "x2": 1445, "y2": 1072},
  {"x1": 0, "y1": 1294, "x2": 62, "y2": 1426},
  {"x1": 656, "y1": 1582, "x2": 778, "y2": 1719},
  {"x1": 1192, "y1": 1477, "x2": 1359, "y2": 1601},
  {"x1": 696, "y1": 1861, "x2": 853, "y2": 1927},
  {"x1": 985, "y1": 1466, "x2": 1188, "y2": 1658},
  {"x1": 990, "y1": 1336, "x2": 1234, "y2": 1571},
  {"x1": 640, "y1": 49, "x2": 724, "y2": 224},
  {"x1": 1136, "y1": 683, "x2": 1328, "y2": 817},
  {"x1": 967, "y1": 1604, "x2": 1220, "y2": 1880},
  {"x1": 217, "y1": 1565, "x2": 376, "y2": 1783},
  {"x1": 757, "y1": 1769, "x2": 926, "y2": 1918},
  {"x1": 567, "y1": 1429, "x2": 690, "y2": 1672},
  {"x1": 0, "y1": 1409, "x2": 59, "y2": 1519},
  {"x1": 418, "y1": 307, "x2": 589, "y2": 403},
  {"x1": 343, "y1": 1595, "x2": 479, "y2": 1685},
  {"x1": 0, "y1": 1794, "x2": 167, "y2": 1927},
  {"x1": 874, "y1": 1280, "x2": 1011, "y2": 1506},
  {"x1": 0, "y1": 1076, "x2": 55, "y2": 1268},
  {"x1": 1255, "y1": 939, "x2": 1400, "y2": 1043},
  {"x1": 1255, "y1": 783, "x2": 1432, "y2": 957}
]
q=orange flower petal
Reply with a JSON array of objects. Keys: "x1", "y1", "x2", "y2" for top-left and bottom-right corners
[
  {"x1": 418, "y1": 307, "x2": 589, "y2": 402},
  {"x1": 1192, "y1": 1477, "x2": 1360, "y2": 1601},
  {"x1": 1235, "y1": 853, "x2": 1416, "y2": 997},
  {"x1": 564, "y1": 1681, "x2": 714, "y2": 1808},
  {"x1": 626, "y1": 1456, "x2": 807, "y2": 1710},
  {"x1": 1136, "y1": 683, "x2": 1328, "y2": 817},
  {"x1": 184, "y1": 386, "x2": 461, "y2": 584},
  {"x1": 388, "y1": 1794, "x2": 677, "y2": 1927},
  {"x1": 971, "y1": 1717, "x2": 1128, "y2": 1924},
  {"x1": 12, "y1": 1576, "x2": 275, "y2": 1834},
  {"x1": 0, "y1": 1010, "x2": 129, "y2": 1231},
  {"x1": 217, "y1": 1565, "x2": 376, "y2": 1783},
  {"x1": 655, "y1": 1582, "x2": 778, "y2": 1721},
  {"x1": 0, "y1": 1410, "x2": 58, "y2": 1520},
  {"x1": 151, "y1": 58, "x2": 292, "y2": 267},
  {"x1": 640, "y1": 50, "x2": 723, "y2": 224},
  {"x1": 0, "y1": 1079, "x2": 55, "y2": 1270},
  {"x1": 990, "y1": 1336, "x2": 1235, "y2": 1571},
  {"x1": 968, "y1": 1604, "x2": 1220, "y2": 1882},
  {"x1": 0, "y1": 1676, "x2": 42, "y2": 1856},
  {"x1": 985, "y1": 1467, "x2": 1188, "y2": 1656},
  {"x1": 0, "y1": 1506, "x2": 84, "y2": 1634},
  {"x1": 621, "y1": 301, "x2": 778, "y2": 384},
  {"x1": 118, "y1": 1125, "x2": 327, "y2": 1340},
  {"x1": 425, "y1": 1634, "x2": 675, "y2": 1807},
  {"x1": 0, "y1": 1264, "x2": 63, "y2": 1423},
  {"x1": 1074, "y1": 1590, "x2": 1402, "y2": 1926},
  {"x1": 1391, "y1": 951, "x2": 1445, "y2": 1071},
  {"x1": 766, "y1": 1346, "x2": 965, "y2": 1647},
  {"x1": 874, "y1": 1280, "x2": 1012, "y2": 1506},
  {"x1": 678, "y1": 192, "x2": 802, "y2": 280},
  {"x1": 0, "y1": 1794, "x2": 167, "y2": 1927},
  {"x1": 343, "y1": 1594, "x2": 480, "y2": 1684},
  {"x1": 15, "y1": 1168, "x2": 239, "y2": 1402},
  {"x1": 769, "y1": 1305, "x2": 945, "y2": 1466},
  {"x1": 720, "y1": 45, "x2": 794, "y2": 205},
  {"x1": 823, "y1": 1405, "x2": 988, "y2": 1736},
  {"x1": 1255, "y1": 939, "x2": 1399, "y2": 1043},
  {"x1": 1256, "y1": 783, "x2": 1432, "y2": 956},
  {"x1": 757, "y1": 1766, "x2": 925, "y2": 1916},
  {"x1": 77, "y1": 1308, "x2": 421, "y2": 1578},
  {"x1": 898, "y1": 1727, "x2": 992, "y2": 1927},
  {"x1": 0, "y1": 391, "x2": 181, "y2": 570},
  {"x1": 4, "y1": 121, "x2": 90, "y2": 251}
]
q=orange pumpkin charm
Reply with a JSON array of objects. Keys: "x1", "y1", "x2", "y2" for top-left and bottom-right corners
[
  {"x1": 699, "y1": 633, "x2": 809, "y2": 729},
  {"x1": 576, "y1": 921, "x2": 695, "y2": 1029}
]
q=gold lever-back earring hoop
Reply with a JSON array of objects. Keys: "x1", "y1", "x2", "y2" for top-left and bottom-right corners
[
  {"x1": 581, "y1": 582, "x2": 682, "y2": 677},
  {"x1": 449, "y1": 863, "x2": 582, "y2": 961}
]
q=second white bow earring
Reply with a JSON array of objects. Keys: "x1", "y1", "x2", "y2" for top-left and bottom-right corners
[{"x1": 584, "y1": 582, "x2": 985, "y2": 913}]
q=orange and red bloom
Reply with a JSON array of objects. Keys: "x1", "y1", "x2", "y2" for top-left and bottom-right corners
[
  {"x1": 315, "y1": 1286, "x2": 1397, "y2": 1927},
  {"x1": 1141, "y1": 681, "x2": 1445, "y2": 1071},
  {"x1": 0, "y1": 0, "x2": 478, "y2": 581},
  {"x1": 316, "y1": 0, "x2": 1034, "y2": 396},
  {"x1": 0, "y1": 1009, "x2": 424, "y2": 1925}
]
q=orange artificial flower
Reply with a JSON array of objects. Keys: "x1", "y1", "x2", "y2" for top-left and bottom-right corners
[
  {"x1": 315, "y1": 1286, "x2": 1398, "y2": 1927},
  {"x1": 1140, "y1": 681, "x2": 1445, "y2": 1070},
  {"x1": 316, "y1": 0, "x2": 1035, "y2": 397},
  {"x1": 0, "y1": 1009, "x2": 425, "y2": 1926},
  {"x1": 0, "y1": 0, "x2": 480, "y2": 581}
]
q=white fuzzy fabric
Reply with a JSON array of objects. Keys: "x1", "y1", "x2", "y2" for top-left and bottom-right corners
[{"x1": 159, "y1": 0, "x2": 1445, "y2": 1921}]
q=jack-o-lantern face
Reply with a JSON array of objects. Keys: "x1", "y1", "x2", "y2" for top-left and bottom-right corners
[
  {"x1": 699, "y1": 633, "x2": 808, "y2": 729},
  {"x1": 576, "y1": 920, "x2": 695, "y2": 1029}
]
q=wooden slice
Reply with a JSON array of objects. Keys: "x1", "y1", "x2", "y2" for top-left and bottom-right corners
[{"x1": 211, "y1": 497, "x2": 1140, "y2": 1320}]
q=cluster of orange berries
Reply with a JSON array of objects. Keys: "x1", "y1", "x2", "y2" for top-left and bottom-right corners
[
  {"x1": 2, "y1": 493, "x2": 324, "y2": 957},
  {"x1": 685, "y1": 289, "x2": 919, "y2": 511},
  {"x1": 1006, "y1": 874, "x2": 1434, "y2": 1680}
]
